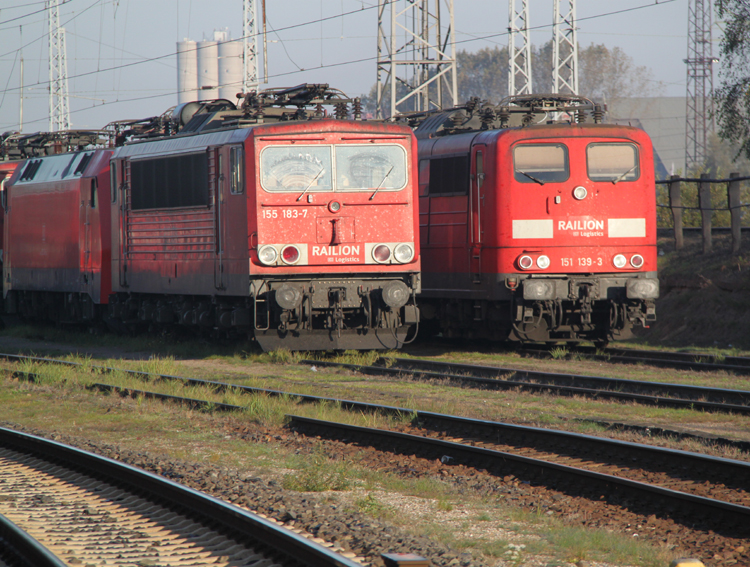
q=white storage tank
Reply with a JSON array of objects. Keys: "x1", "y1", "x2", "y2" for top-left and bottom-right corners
[
  {"x1": 176, "y1": 40, "x2": 198, "y2": 105},
  {"x1": 197, "y1": 40, "x2": 219, "y2": 101},
  {"x1": 218, "y1": 40, "x2": 243, "y2": 102}
]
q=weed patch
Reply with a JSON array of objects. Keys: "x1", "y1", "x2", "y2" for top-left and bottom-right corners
[{"x1": 282, "y1": 445, "x2": 352, "y2": 492}]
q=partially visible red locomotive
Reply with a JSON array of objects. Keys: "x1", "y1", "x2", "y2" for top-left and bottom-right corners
[
  {"x1": 0, "y1": 130, "x2": 106, "y2": 280},
  {"x1": 410, "y1": 94, "x2": 658, "y2": 345},
  {"x1": 0, "y1": 159, "x2": 20, "y2": 268},
  {"x1": 3, "y1": 148, "x2": 113, "y2": 321},
  {"x1": 3, "y1": 85, "x2": 421, "y2": 351}
]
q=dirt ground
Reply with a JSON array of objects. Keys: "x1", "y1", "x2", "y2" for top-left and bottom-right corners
[{"x1": 637, "y1": 233, "x2": 750, "y2": 350}]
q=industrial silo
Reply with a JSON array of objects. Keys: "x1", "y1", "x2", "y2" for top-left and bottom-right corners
[
  {"x1": 197, "y1": 39, "x2": 219, "y2": 101},
  {"x1": 218, "y1": 40, "x2": 243, "y2": 101},
  {"x1": 176, "y1": 40, "x2": 199, "y2": 104}
]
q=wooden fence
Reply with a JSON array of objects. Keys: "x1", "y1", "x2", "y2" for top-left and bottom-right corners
[{"x1": 656, "y1": 173, "x2": 750, "y2": 254}]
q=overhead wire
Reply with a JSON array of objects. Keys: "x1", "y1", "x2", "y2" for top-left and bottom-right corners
[
  {"x1": 0, "y1": 0, "x2": 107, "y2": 58},
  {"x1": 1, "y1": 0, "x2": 680, "y2": 129},
  {"x1": 0, "y1": 0, "x2": 72, "y2": 27},
  {"x1": 0, "y1": 0, "x2": 679, "y2": 98}
]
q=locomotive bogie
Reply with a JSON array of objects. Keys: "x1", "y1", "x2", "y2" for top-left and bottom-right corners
[{"x1": 251, "y1": 275, "x2": 419, "y2": 351}]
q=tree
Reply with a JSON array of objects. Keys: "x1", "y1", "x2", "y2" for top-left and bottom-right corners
[
  {"x1": 457, "y1": 46, "x2": 508, "y2": 104},
  {"x1": 715, "y1": 0, "x2": 750, "y2": 161},
  {"x1": 578, "y1": 44, "x2": 660, "y2": 104},
  {"x1": 359, "y1": 42, "x2": 659, "y2": 116}
]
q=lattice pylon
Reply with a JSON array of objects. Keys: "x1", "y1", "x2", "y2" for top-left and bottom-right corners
[
  {"x1": 243, "y1": 0, "x2": 259, "y2": 91},
  {"x1": 376, "y1": 0, "x2": 457, "y2": 119},
  {"x1": 508, "y1": 0, "x2": 532, "y2": 96},
  {"x1": 685, "y1": 0, "x2": 716, "y2": 172},
  {"x1": 552, "y1": 0, "x2": 578, "y2": 95},
  {"x1": 47, "y1": 0, "x2": 70, "y2": 131}
]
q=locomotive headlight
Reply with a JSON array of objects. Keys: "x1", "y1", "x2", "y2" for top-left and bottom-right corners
[
  {"x1": 613, "y1": 254, "x2": 627, "y2": 269},
  {"x1": 627, "y1": 278, "x2": 659, "y2": 299},
  {"x1": 630, "y1": 254, "x2": 644, "y2": 269},
  {"x1": 381, "y1": 280, "x2": 410, "y2": 309},
  {"x1": 573, "y1": 186, "x2": 588, "y2": 200},
  {"x1": 275, "y1": 284, "x2": 303, "y2": 310},
  {"x1": 523, "y1": 280, "x2": 555, "y2": 300},
  {"x1": 393, "y1": 243, "x2": 415, "y2": 263},
  {"x1": 258, "y1": 245, "x2": 278, "y2": 265},
  {"x1": 372, "y1": 244, "x2": 391, "y2": 263},
  {"x1": 328, "y1": 200, "x2": 341, "y2": 213},
  {"x1": 536, "y1": 255, "x2": 550, "y2": 269},
  {"x1": 281, "y1": 245, "x2": 301, "y2": 265},
  {"x1": 518, "y1": 255, "x2": 534, "y2": 270}
]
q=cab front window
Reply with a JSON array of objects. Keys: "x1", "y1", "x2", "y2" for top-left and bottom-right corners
[
  {"x1": 513, "y1": 144, "x2": 569, "y2": 184},
  {"x1": 260, "y1": 144, "x2": 407, "y2": 193},
  {"x1": 587, "y1": 143, "x2": 639, "y2": 183},
  {"x1": 335, "y1": 145, "x2": 406, "y2": 191},
  {"x1": 260, "y1": 146, "x2": 333, "y2": 193}
]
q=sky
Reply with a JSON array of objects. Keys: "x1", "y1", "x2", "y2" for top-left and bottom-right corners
[{"x1": 0, "y1": 0, "x2": 716, "y2": 133}]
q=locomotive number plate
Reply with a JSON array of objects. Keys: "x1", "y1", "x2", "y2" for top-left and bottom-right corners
[
  {"x1": 561, "y1": 257, "x2": 604, "y2": 267},
  {"x1": 262, "y1": 208, "x2": 309, "y2": 219}
]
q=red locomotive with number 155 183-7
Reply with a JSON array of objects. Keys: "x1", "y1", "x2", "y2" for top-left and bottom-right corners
[{"x1": 3, "y1": 85, "x2": 421, "y2": 351}]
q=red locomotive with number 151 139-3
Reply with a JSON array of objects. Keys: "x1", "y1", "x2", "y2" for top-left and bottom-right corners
[{"x1": 410, "y1": 94, "x2": 658, "y2": 345}]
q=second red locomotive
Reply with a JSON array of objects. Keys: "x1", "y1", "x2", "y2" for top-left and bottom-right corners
[{"x1": 411, "y1": 95, "x2": 658, "y2": 345}]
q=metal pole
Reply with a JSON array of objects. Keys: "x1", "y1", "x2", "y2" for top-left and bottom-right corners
[
  {"x1": 262, "y1": 0, "x2": 268, "y2": 83},
  {"x1": 728, "y1": 172, "x2": 741, "y2": 254},
  {"x1": 669, "y1": 175, "x2": 684, "y2": 250},
  {"x1": 698, "y1": 172, "x2": 712, "y2": 253},
  {"x1": 19, "y1": 27, "x2": 23, "y2": 132}
]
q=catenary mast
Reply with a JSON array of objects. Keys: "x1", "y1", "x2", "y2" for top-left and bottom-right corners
[
  {"x1": 376, "y1": 0, "x2": 457, "y2": 119},
  {"x1": 684, "y1": 0, "x2": 716, "y2": 172},
  {"x1": 243, "y1": 0, "x2": 260, "y2": 91},
  {"x1": 47, "y1": 0, "x2": 70, "y2": 131},
  {"x1": 552, "y1": 0, "x2": 578, "y2": 95},
  {"x1": 508, "y1": 0, "x2": 532, "y2": 95}
]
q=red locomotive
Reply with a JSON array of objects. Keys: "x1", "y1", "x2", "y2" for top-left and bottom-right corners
[
  {"x1": 3, "y1": 85, "x2": 421, "y2": 351},
  {"x1": 0, "y1": 159, "x2": 20, "y2": 268},
  {"x1": 411, "y1": 94, "x2": 658, "y2": 345}
]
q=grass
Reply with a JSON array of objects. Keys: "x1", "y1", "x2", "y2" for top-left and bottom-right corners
[
  {"x1": 281, "y1": 444, "x2": 352, "y2": 492},
  {"x1": 549, "y1": 347, "x2": 569, "y2": 360},
  {"x1": 354, "y1": 493, "x2": 394, "y2": 520},
  {"x1": 5, "y1": 348, "x2": 750, "y2": 461},
  {"x1": 0, "y1": 373, "x2": 697, "y2": 567}
]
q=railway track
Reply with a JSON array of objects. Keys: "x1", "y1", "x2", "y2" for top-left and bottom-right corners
[
  {"x1": 0, "y1": 426, "x2": 362, "y2": 567},
  {"x1": 521, "y1": 344, "x2": 750, "y2": 375},
  {"x1": 71, "y1": 377, "x2": 750, "y2": 541},
  {"x1": 83, "y1": 380, "x2": 750, "y2": 554},
  {"x1": 287, "y1": 416, "x2": 750, "y2": 536},
  {"x1": 305, "y1": 357, "x2": 750, "y2": 414},
  {"x1": 0, "y1": 513, "x2": 66, "y2": 567},
  {"x1": 4, "y1": 351, "x2": 750, "y2": 560},
  {"x1": 4, "y1": 350, "x2": 750, "y2": 451}
]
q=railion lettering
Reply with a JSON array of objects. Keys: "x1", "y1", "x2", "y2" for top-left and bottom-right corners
[
  {"x1": 558, "y1": 219, "x2": 604, "y2": 231},
  {"x1": 312, "y1": 245, "x2": 361, "y2": 256}
]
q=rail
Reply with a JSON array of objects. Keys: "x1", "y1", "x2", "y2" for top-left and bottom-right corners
[{"x1": 0, "y1": 426, "x2": 363, "y2": 567}]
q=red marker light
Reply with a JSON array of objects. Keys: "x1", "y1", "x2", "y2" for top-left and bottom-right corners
[
  {"x1": 281, "y1": 245, "x2": 300, "y2": 264},
  {"x1": 373, "y1": 244, "x2": 391, "y2": 263}
]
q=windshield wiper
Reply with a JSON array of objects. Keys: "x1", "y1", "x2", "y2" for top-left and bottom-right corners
[
  {"x1": 518, "y1": 170, "x2": 545, "y2": 185},
  {"x1": 369, "y1": 166, "x2": 394, "y2": 200},
  {"x1": 296, "y1": 168, "x2": 325, "y2": 202},
  {"x1": 611, "y1": 165, "x2": 637, "y2": 185}
]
